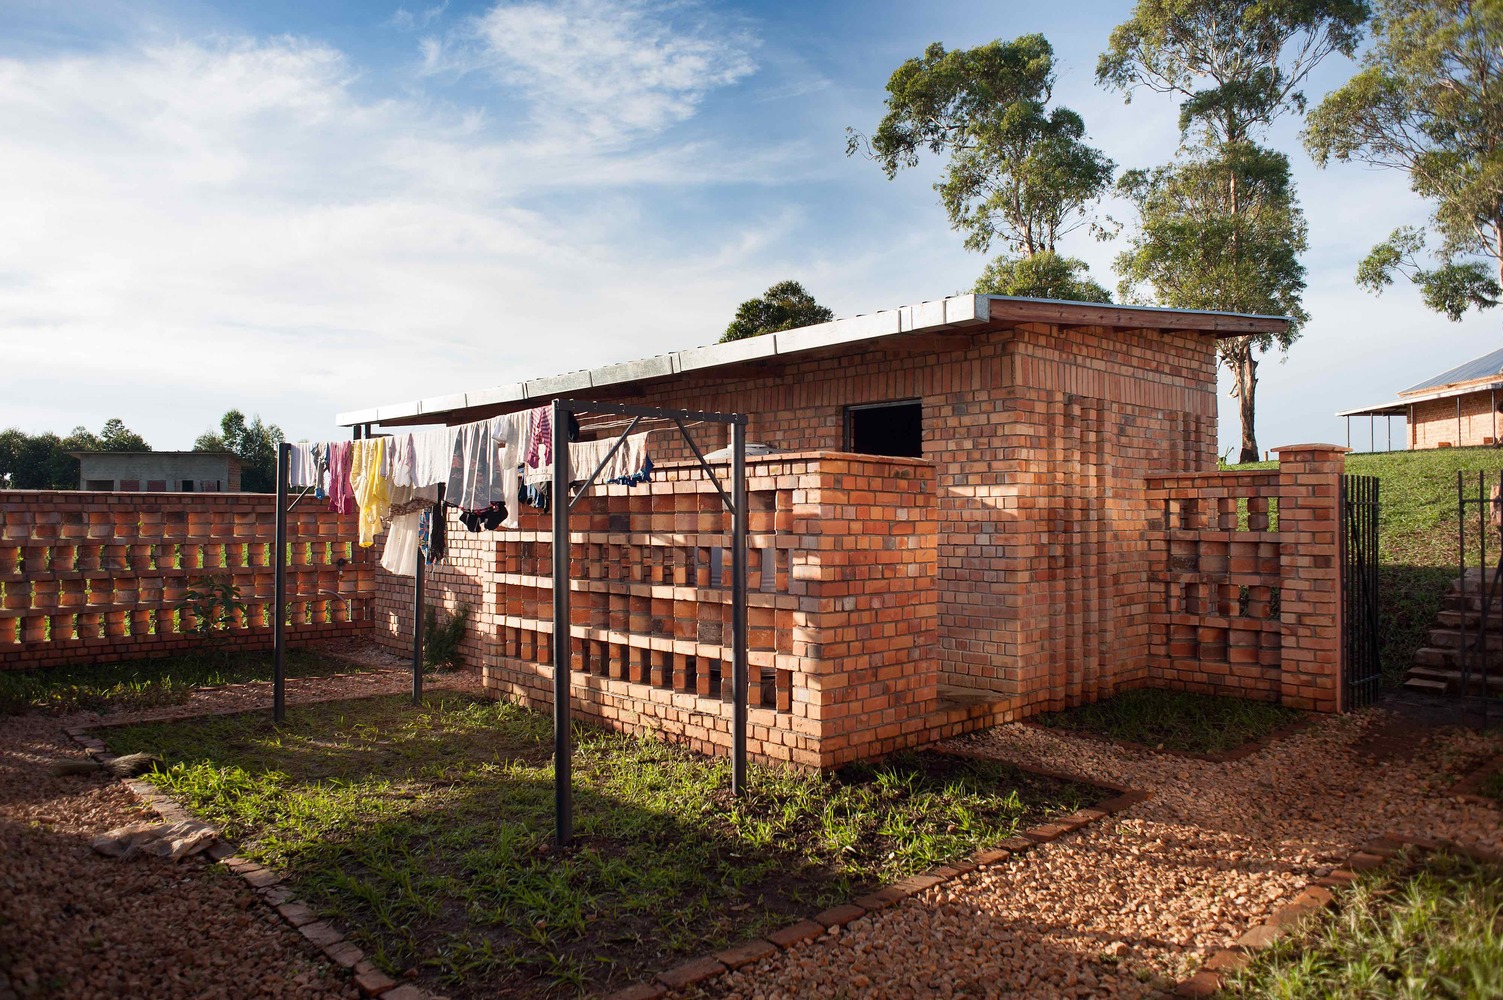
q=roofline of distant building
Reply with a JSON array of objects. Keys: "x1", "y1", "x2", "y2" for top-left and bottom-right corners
[
  {"x1": 336, "y1": 293, "x2": 1290, "y2": 428},
  {"x1": 1337, "y1": 380, "x2": 1503, "y2": 418}
]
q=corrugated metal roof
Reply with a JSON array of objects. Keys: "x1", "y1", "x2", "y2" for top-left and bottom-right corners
[{"x1": 1402, "y1": 346, "x2": 1503, "y2": 394}]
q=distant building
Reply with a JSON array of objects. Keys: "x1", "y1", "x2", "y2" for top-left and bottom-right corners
[
  {"x1": 1339, "y1": 346, "x2": 1503, "y2": 450},
  {"x1": 70, "y1": 451, "x2": 242, "y2": 492}
]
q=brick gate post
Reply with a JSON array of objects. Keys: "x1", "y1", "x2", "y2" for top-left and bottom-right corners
[{"x1": 1273, "y1": 444, "x2": 1348, "y2": 712}]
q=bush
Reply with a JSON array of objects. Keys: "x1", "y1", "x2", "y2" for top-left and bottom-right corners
[{"x1": 423, "y1": 604, "x2": 469, "y2": 671}]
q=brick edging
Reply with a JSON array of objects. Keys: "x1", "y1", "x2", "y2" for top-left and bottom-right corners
[
  {"x1": 602, "y1": 778, "x2": 1152, "y2": 1000},
  {"x1": 1019, "y1": 715, "x2": 1313, "y2": 764},
  {"x1": 63, "y1": 722, "x2": 430, "y2": 1000},
  {"x1": 1450, "y1": 751, "x2": 1503, "y2": 805},
  {"x1": 1172, "y1": 834, "x2": 1503, "y2": 998}
]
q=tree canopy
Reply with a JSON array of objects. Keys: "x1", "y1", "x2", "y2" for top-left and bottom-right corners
[
  {"x1": 0, "y1": 419, "x2": 151, "y2": 489},
  {"x1": 1304, "y1": 0, "x2": 1503, "y2": 320},
  {"x1": 852, "y1": 35, "x2": 1115, "y2": 262},
  {"x1": 195, "y1": 410, "x2": 284, "y2": 493},
  {"x1": 973, "y1": 251, "x2": 1112, "y2": 303},
  {"x1": 720, "y1": 281, "x2": 835, "y2": 343},
  {"x1": 1097, "y1": 0, "x2": 1370, "y2": 144}
]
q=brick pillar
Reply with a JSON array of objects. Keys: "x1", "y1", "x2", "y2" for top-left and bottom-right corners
[{"x1": 1274, "y1": 444, "x2": 1347, "y2": 712}]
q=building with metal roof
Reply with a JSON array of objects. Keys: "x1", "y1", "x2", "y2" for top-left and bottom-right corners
[{"x1": 1338, "y1": 345, "x2": 1503, "y2": 450}]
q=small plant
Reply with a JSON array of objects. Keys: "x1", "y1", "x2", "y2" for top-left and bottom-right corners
[
  {"x1": 423, "y1": 604, "x2": 470, "y2": 671},
  {"x1": 179, "y1": 576, "x2": 248, "y2": 640}
]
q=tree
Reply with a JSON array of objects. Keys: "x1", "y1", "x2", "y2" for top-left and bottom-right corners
[
  {"x1": 1304, "y1": 0, "x2": 1503, "y2": 320},
  {"x1": 972, "y1": 251, "x2": 1112, "y2": 302},
  {"x1": 1116, "y1": 144, "x2": 1310, "y2": 460},
  {"x1": 98, "y1": 418, "x2": 150, "y2": 451},
  {"x1": 721, "y1": 281, "x2": 835, "y2": 343},
  {"x1": 196, "y1": 410, "x2": 284, "y2": 493},
  {"x1": 1098, "y1": 0, "x2": 1366, "y2": 462},
  {"x1": 851, "y1": 35, "x2": 1115, "y2": 282}
]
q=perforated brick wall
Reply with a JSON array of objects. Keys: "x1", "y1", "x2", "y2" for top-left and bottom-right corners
[{"x1": 0, "y1": 491, "x2": 374, "y2": 669}]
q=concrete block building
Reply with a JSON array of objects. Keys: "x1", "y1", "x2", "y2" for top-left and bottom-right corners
[{"x1": 72, "y1": 451, "x2": 242, "y2": 493}]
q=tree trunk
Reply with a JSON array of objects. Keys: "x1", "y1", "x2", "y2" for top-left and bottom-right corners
[{"x1": 1235, "y1": 346, "x2": 1260, "y2": 463}]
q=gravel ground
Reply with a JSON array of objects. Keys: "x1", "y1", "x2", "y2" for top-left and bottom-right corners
[
  {"x1": 0, "y1": 649, "x2": 480, "y2": 1000},
  {"x1": 682, "y1": 701, "x2": 1503, "y2": 1000}
]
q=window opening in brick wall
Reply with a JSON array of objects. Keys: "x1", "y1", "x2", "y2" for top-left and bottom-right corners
[
  {"x1": 146, "y1": 480, "x2": 167, "y2": 492},
  {"x1": 85, "y1": 479, "x2": 113, "y2": 491},
  {"x1": 119, "y1": 480, "x2": 141, "y2": 491},
  {"x1": 846, "y1": 399, "x2": 922, "y2": 458},
  {"x1": 180, "y1": 480, "x2": 195, "y2": 492}
]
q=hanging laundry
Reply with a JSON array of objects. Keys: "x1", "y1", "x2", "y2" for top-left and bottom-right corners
[
  {"x1": 566, "y1": 431, "x2": 652, "y2": 485},
  {"x1": 410, "y1": 427, "x2": 458, "y2": 490},
  {"x1": 380, "y1": 511, "x2": 422, "y2": 577},
  {"x1": 418, "y1": 501, "x2": 446, "y2": 564},
  {"x1": 387, "y1": 432, "x2": 418, "y2": 488},
  {"x1": 287, "y1": 443, "x2": 319, "y2": 488},
  {"x1": 525, "y1": 407, "x2": 552, "y2": 473},
  {"x1": 351, "y1": 437, "x2": 392, "y2": 547},
  {"x1": 326, "y1": 441, "x2": 356, "y2": 515},
  {"x1": 458, "y1": 502, "x2": 507, "y2": 532}
]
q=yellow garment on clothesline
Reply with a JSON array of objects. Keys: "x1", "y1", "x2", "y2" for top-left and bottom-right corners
[{"x1": 351, "y1": 438, "x2": 392, "y2": 547}]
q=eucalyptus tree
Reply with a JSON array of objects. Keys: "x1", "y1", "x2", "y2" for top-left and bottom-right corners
[
  {"x1": 1098, "y1": 0, "x2": 1368, "y2": 462},
  {"x1": 1304, "y1": 0, "x2": 1503, "y2": 320},
  {"x1": 850, "y1": 34, "x2": 1115, "y2": 300}
]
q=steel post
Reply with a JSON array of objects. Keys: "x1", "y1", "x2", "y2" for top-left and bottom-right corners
[
  {"x1": 273, "y1": 442, "x2": 289, "y2": 724},
  {"x1": 551, "y1": 399, "x2": 573, "y2": 845},
  {"x1": 730, "y1": 418, "x2": 748, "y2": 797}
]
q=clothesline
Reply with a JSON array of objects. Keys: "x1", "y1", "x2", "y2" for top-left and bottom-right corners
[{"x1": 285, "y1": 404, "x2": 653, "y2": 578}]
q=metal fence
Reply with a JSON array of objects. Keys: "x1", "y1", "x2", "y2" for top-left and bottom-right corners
[{"x1": 1340, "y1": 475, "x2": 1382, "y2": 710}]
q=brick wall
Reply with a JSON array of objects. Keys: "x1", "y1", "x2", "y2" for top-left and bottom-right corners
[
  {"x1": 1145, "y1": 445, "x2": 1348, "y2": 711},
  {"x1": 1410, "y1": 391, "x2": 1502, "y2": 449},
  {"x1": 0, "y1": 491, "x2": 374, "y2": 669},
  {"x1": 375, "y1": 453, "x2": 938, "y2": 768}
]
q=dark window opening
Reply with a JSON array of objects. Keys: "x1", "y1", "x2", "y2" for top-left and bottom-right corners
[
  {"x1": 180, "y1": 480, "x2": 195, "y2": 492},
  {"x1": 119, "y1": 480, "x2": 141, "y2": 492},
  {"x1": 846, "y1": 400, "x2": 923, "y2": 458},
  {"x1": 146, "y1": 480, "x2": 167, "y2": 492},
  {"x1": 85, "y1": 479, "x2": 113, "y2": 491}
]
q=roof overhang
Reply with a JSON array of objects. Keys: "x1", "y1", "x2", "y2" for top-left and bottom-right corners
[
  {"x1": 337, "y1": 293, "x2": 1289, "y2": 428},
  {"x1": 1338, "y1": 380, "x2": 1503, "y2": 418}
]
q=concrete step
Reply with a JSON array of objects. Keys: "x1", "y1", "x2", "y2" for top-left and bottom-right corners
[
  {"x1": 1401, "y1": 666, "x2": 1503, "y2": 696},
  {"x1": 1403, "y1": 677, "x2": 1452, "y2": 695},
  {"x1": 1414, "y1": 646, "x2": 1503, "y2": 669},
  {"x1": 1425, "y1": 628, "x2": 1503, "y2": 651},
  {"x1": 1436, "y1": 610, "x2": 1503, "y2": 630}
]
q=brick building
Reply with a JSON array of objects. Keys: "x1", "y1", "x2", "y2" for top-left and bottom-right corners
[
  {"x1": 1338, "y1": 345, "x2": 1503, "y2": 450},
  {"x1": 340, "y1": 294, "x2": 1333, "y2": 767}
]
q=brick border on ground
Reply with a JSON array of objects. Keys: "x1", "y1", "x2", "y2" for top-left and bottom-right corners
[
  {"x1": 598, "y1": 783, "x2": 1152, "y2": 1000},
  {"x1": 66, "y1": 692, "x2": 436, "y2": 1000},
  {"x1": 1172, "y1": 834, "x2": 1503, "y2": 998}
]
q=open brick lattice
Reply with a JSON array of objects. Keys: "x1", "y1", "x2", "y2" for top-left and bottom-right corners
[{"x1": 0, "y1": 491, "x2": 375, "y2": 669}]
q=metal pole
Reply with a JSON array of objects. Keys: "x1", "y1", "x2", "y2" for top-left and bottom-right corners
[
  {"x1": 1458, "y1": 396, "x2": 1463, "y2": 446},
  {"x1": 730, "y1": 418, "x2": 748, "y2": 797},
  {"x1": 1388, "y1": 415, "x2": 1393, "y2": 452},
  {"x1": 1346, "y1": 416, "x2": 1351, "y2": 450},
  {"x1": 412, "y1": 535, "x2": 425, "y2": 705},
  {"x1": 273, "y1": 442, "x2": 289, "y2": 724},
  {"x1": 1370, "y1": 414, "x2": 1375, "y2": 453},
  {"x1": 550, "y1": 400, "x2": 573, "y2": 846}
]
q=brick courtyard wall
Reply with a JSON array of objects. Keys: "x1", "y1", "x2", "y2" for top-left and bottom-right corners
[
  {"x1": 1409, "y1": 391, "x2": 1502, "y2": 449},
  {"x1": 1145, "y1": 444, "x2": 1347, "y2": 711},
  {"x1": 374, "y1": 453, "x2": 938, "y2": 768},
  {"x1": 0, "y1": 490, "x2": 374, "y2": 669}
]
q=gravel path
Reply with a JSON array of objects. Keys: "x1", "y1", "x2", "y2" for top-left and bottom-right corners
[
  {"x1": 681, "y1": 701, "x2": 1503, "y2": 1000},
  {"x1": 0, "y1": 652, "x2": 479, "y2": 1000}
]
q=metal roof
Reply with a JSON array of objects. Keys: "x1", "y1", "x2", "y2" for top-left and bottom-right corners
[
  {"x1": 336, "y1": 293, "x2": 1290, "y2": 428},
  {"x1": 1401, "y1": 346, "x2": 1503, "y2": 395}
]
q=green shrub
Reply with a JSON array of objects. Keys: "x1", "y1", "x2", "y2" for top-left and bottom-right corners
[{"x1": 423, "y1": 604, "x2": 469, "y2": 671}]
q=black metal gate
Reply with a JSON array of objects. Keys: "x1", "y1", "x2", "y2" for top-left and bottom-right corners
[
  {"x1": 1455, "y1": 472, "x2": 1501, "y2": 728},
  {"x1": 1340, "y1": 475, "x2": 1381, "y2": 710}
]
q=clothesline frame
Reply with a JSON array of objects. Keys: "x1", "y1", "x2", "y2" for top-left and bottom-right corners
[
  {"x1": 269, "y1": 400, "x2": 750, "y2": 852},
  {"x1": 550, "y1": 399, "x2": 749, "y2": 847}
]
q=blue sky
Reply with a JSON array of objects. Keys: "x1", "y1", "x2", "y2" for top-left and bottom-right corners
[{"x1": 1, "y1": 0, "x2": 1496, "y2": 457}]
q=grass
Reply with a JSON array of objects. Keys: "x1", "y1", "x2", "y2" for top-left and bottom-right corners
[
  {"x1": 0, "y1": 647, "x2": 358, "y2": 716},
  {"x1": 1479, "y1": 768, "x2": 1503, "y2": 805},
  {"x1": 1222, "y1": 849, "x2": 1503, "y2": 999},
  {"x1": 1035, "y1": 687, "x2": 1302, "y2": 754},
  {"x1": 105, "y1": 693, "x2": 1098, "y2": 997}
]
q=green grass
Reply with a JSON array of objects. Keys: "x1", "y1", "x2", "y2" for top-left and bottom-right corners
[
  {"x1": 0, "y1": 647, "x2": 359, "y2": 716},
  {"x1": 105, "y1": 693, "x2": 1097, "y2": 998},
  {"x1": 1035, "y1": 687, "x2": 1302, "y2": 754},
  {"x1": 1223, "y1": 850, "x2": 1503, "y2": 998},
  {"x1": 1480, "y1": 769, "x2": 1503, "y2": 805}
]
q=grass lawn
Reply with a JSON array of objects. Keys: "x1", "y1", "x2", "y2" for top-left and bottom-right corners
[
  {"x1": 1227, "y1": 446, "x2": 1503, "y2": 687},
  {"x1": 1034, "y1": 687, "x2": 1302, "y2": 754},
  {"x1": 105, "y1": 693, "x2": 1098, "y2": 997},
  {"x1": 0, "y1": 647, "x2": 360, "y2": 716},
  {"x1": 1222, "y1": 850, "x2": 1503, "y2": 998},
  {"x1": 1480, "y1": 768, "x2": 1503, "y2": 806}
]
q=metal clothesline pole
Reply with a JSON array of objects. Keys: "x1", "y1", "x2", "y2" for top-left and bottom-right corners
[
  {"x1": 273, "y1": 442, "x2": 289, "y2": 724},
  {"x1": 550, "y1": 399, "x2": 573, "y2": 847},
  {"x1": 412, "y1": 535, "x2": 425, "y2": 705}
]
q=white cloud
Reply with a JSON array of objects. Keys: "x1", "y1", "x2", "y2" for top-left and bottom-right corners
[{"x1": 428, "y1": 0, "x2": 758, "y2": 144}]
